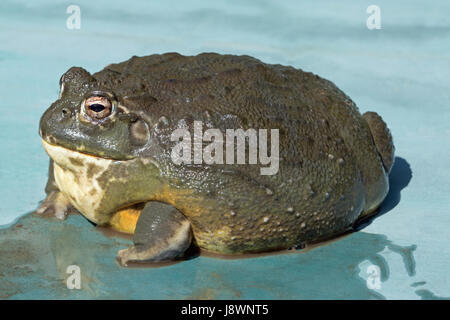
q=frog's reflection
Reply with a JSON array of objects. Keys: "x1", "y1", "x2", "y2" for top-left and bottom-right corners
[{"x1": 189, "y1": 231, "x2": 416, "y2": 299}]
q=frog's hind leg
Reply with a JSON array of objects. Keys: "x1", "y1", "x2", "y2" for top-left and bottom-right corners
[
  {"x1": 117, "y1": 201, "x2": 192, "y2": 266},
  {"x1": 357, "y1": 111, "x2": 395, "y2": 221}
]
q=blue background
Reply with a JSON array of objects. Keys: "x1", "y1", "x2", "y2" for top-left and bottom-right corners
[{"x1": 0, "y1": 0, "x2": 449, "y2": 299}]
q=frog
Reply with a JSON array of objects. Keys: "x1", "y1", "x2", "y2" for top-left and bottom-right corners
[{"x1": 37, "y1": 52, "x2": 395, "y2": 266}]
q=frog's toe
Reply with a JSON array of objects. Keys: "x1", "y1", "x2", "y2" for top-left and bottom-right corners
[
  {"x1": 117, "y1": 246, "x2": 140, "y2": 266},
  {"x1": 116, "y1": 201, "x2": 192, "y2": 267},
  {"x1": 36, "y1": 191, "x2": 71, "y2": 220}
]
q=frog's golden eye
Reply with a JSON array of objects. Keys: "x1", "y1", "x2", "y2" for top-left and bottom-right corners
[{"x1": 84, "y1": 96, "x2": 112, "y2": 120}]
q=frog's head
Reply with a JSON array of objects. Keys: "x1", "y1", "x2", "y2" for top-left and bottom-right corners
[{"x1": 39, "y1": 67, "x2": 152, "y2": 160}]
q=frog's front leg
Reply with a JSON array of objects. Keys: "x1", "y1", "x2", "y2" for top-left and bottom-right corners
[
  {"x1": 117, "y1": 201, "x2": 192, "y2": 266},
  {"x1": 36, "y1": 159, "x2": 72, "y2": 220}
]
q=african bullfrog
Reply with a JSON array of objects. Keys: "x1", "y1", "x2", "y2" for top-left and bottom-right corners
[{"x1": 38, "y1": 53, "x2": 395, "y2": 266}]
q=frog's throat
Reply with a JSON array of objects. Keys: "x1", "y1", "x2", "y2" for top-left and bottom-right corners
[
  {"x1": 42, "y1": 139, "x2": 160, "y2": 227},
  {"x1": 42, "y1": 139, "x2": 124, "y2": 222}
]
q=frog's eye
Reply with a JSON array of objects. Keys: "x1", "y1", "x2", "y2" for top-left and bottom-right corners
[{"x1": 83, "y1": 95, "x2": 113, "y2": 120}]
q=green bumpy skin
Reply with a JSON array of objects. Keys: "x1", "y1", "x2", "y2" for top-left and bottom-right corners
[{"x1": 39, "y1": 52, "x2": 394, "y2": 255}]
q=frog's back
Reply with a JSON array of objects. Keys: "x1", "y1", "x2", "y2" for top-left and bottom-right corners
[{"x1": 93, "y1": 53, "x2": 391, "y2": 254}]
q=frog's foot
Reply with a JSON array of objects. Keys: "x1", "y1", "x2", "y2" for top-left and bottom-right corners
[
  {"x1": 36, "y1": 191, "x2": 72, "y2": 220},
  {"x1": 117, "y1": 201, "x2": 192, "y2": 267}
]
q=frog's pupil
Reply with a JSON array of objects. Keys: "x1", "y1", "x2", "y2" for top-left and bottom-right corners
[{"x1": 89, "y1": 104, "x2": 105, "y2": 113}]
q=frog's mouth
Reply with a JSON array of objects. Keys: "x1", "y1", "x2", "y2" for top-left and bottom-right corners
[
  {"x1": 38, "y1": 113, "x2": 138, "y2": 161},
  {"x1": 41, "y1": 139, "x2": 133, "y2": 168},
  {"x1": 42, "y1": 139, "x2": 116, "y2": 173}
]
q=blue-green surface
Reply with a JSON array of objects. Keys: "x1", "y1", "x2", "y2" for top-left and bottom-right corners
[{"x1": 0, "y1": 0, "x2": 449, "y2": 299}]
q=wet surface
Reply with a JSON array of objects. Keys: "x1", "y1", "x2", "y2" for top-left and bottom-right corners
[
  {"x1": 0, "y1": 212, "x2": 405, "y2": 299},
  {"x1": 1, "y1": 0, "x2": 450, "y2": 299}
]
